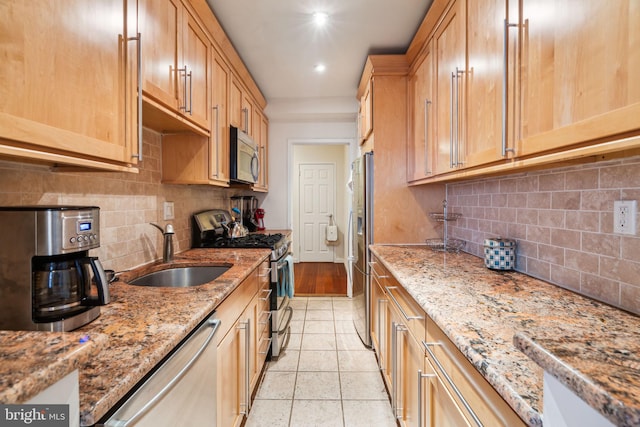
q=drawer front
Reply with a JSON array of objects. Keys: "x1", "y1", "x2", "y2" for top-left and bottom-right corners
[{"x1": 425, "y1": 320, "x2": 525, "y2": 426}]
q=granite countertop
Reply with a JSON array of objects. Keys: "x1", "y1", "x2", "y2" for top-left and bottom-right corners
[
  {"x1": 370, "y1": 244, "x2": 640, "y2": 427},
  {"x1": 0, "y1": 331, "x2": 108, "y2": 404},
  {"x1": 0, "y1": 248, "x2": 270, "y2": 425}
]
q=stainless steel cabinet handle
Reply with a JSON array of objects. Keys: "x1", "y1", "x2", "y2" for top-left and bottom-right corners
[
  {"x1": 391, "y1": 322, "x2": 407, "y2": 419},
  {"x1": 368, "y1": 261, "x2": 388, "y2": 279},
  {"x1": 187, "y1": 69, "x2": 193, "y2": 115},
  {"x1": 260, "y1": 288, "x2": 273, "y2": 302},
  {"x1": 119, "y1": 318, "x2": 221, "y2": 426},
  {"x1": 176, "y1": 66, "x2": 190, "y2": 113},
  {"x1": 450, "y1": 71, "x2": 455, "y2": 168},
  {"x1": 127, "y1": 33, "x2": 142, "y2": 161},
  {"x1": 424, "y1": 99, "x2": 432, "y2": 175},
  {"x1": 258, "y1": 336, "x2": 272, "y2": 355},
  {"x1": 423, "y1": 341, "x2": 483, "y2": 426},
  {"x1": 385, "y1": 286, "x2": 424, "y2": 321},
  {"x1": 259, "y1": 267, "x2": 273, "y2": 278},
  {"x1": 502, "y1": 19, "x2": 518, "y2": 158},
  {"x1": 242, "y1": 107, "x2": 249, "y2": 134},
  {"x1": 238, "y1": 320, "x2": 251, "y2": 415},
  {"x1": 417, "y1": 369, "x2": 436, "y2": 427},
  {"x1": 455, "y1": 67, "x2": 464, "y2": 166},
  {"x1": 211, "y1": 105, "x2": 220, "y2": 178},
  {"x1": 377, "y1": 298, "x2": 387, "y2": 371}
]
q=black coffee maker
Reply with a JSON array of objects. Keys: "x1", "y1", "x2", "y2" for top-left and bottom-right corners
[{"x1": 0, "y1": 206, "x2": 110, "y2": 331}]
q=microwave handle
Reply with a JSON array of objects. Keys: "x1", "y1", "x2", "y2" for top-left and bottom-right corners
[{"x1": 251, "y1": 150, "x2": 260, "y2": 182}]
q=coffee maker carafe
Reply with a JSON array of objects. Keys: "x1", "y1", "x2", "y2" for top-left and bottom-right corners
[{"x1": 0, "y1": 206, "x2": 109, "y2": 331}]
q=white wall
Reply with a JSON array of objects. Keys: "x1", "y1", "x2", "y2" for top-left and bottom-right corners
[{"x1": 259, "y1": 114, "x2": 358, "y2": 230}]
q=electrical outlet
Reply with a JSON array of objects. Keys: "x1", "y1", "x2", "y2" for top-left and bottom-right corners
[
  {"x1": 163, "y1": 201, "x2": 175, "y2": 221},
  {"x1": 613, "y1": 200, "x2": 637, "y2": 235}
]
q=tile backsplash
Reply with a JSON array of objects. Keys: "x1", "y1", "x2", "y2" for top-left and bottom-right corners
[
  {"x1": 0, "y1": 129, "x2": 238, "y2": 273},
  {"x1": 447, "y1": 155, "x2": 640, "y2": 315}
]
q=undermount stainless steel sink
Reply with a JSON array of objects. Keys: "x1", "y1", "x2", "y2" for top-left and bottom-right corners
[{"x1": 128, "y1": 265, "x2": 231, "y2": 287}]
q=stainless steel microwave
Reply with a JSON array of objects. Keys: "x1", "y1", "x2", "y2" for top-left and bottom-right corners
[{"x1": 230, "y1": 125, "x2": 260, "y2": 184}]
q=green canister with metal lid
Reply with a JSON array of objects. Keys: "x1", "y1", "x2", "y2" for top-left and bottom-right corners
[{"x1": 483, "y1": 237, "x2": 516, "y2": 270}]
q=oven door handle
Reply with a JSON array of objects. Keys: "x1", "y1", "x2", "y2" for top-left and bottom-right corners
[{"x1": 277, "y1": 306, "x2": 294, "y2": 335}]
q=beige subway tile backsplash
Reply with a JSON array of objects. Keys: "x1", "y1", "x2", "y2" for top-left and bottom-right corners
[
  {"x1": 448, "y1": 155, "x2": 640, "y2": 315},
  {"x1": 0, "y1": 128, "x2": 239, "y2": 274}
]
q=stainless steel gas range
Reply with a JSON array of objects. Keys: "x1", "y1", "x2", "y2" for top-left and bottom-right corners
[{"x1": 192, "y1": 209, "x2": 293, "y2": 359}]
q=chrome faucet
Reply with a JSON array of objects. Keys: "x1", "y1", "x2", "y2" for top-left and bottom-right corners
[{"x1": 151, "y1": 223, "x2": 174, "y2": 263}]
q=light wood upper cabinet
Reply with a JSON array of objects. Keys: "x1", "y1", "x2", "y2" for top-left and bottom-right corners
[
  {"x1": 230, "y1": 76, "x2": 253, "y2": 135},
  {"x1": 139, "y1": 0, "x2": 210, "y2": 132},
  {"x1": 433, "y1": 0, "x2": 466, "y2": 175},
  {"x1": 138, "y1": 0, "x2": 180, "y2": 110},
  {"x1": 359, "y1": 80, "x2": 373, "y2": 144},
  {"x1": 408, "y1": 0, "x2": 640, "y2": 184},
  {"x1": 408, "y1": 41, "x2": 435, "y2": 181},
  {"x1": 0, "y1": 0, "x2": 138, "y2": 170},
  {"x1": 210, "y1": 48, "x2": 230, "y2": 186},
  {"x1": 465, "y1": 0, "x2": 513, "y2": 168},
  {"x1": 252, "y1": 111, "x2": 269, "y2": 192},
  {"x1": 517, "y1": 0, "x2": 640, "y2": 157},
  {"x1": 182, "y1": 8, "x2": 210, "y2": 129}
]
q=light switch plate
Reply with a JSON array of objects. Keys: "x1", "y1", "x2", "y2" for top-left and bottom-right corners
[{"x1": 163, "y1": 201, "x2": 175, "y2": 221}]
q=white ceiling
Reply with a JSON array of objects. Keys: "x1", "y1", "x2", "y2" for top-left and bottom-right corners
[{"x1": 205, "y1": 0, "x2": 433, "y2": 112}]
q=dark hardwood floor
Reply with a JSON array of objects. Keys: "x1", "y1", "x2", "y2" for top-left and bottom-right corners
[{"x1": 294, "y1": 262, "x2": 347, "y2": 296}]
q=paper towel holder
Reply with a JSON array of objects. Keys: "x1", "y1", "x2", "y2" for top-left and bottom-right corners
[{"x1": 326, "y1": 214, "x2": 338, "y2": 243}]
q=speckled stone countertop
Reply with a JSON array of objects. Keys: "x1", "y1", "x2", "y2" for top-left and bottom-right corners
[
  {"x1": 0, "y1": 248, "x2": 269, "y2": 425},
  {"x1": 370, "y1": 244, "x2": 640, "y2": 427},
  {"x1": 0, "y1": 331, "x2": 108, "y2": 404},
  {"x1": 69, "y1": 248, "x2": 270, "y2": 425}
]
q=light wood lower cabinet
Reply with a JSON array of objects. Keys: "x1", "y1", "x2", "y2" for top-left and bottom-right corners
[
  {"x1": 370, "y1": 254, "x2": 526, "y2": 427},
  {"x1": 216, "y1": 258, "x2": 270, "y2": 427}
]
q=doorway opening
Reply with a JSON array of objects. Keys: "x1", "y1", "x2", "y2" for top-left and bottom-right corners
[{"x1": 290, "y1": 140, "x2": 352, "y2": 296}]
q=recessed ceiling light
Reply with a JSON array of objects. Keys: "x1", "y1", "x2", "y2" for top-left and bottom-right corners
[
  {"x1": 314, "y1": 64, "x2": 326, "y2": 73},
  {"x1": 312, "y1": 12, "x2": 329, "y2": 27}
]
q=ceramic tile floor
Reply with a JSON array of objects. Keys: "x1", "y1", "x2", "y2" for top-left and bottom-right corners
[{"x1": 245, "y1": 296, "x2": 397, "y2": 427}]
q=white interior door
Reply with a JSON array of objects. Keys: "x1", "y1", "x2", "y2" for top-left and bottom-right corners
[{"x1": 299, "y1": 163, "x2": 335, "y2": 262}]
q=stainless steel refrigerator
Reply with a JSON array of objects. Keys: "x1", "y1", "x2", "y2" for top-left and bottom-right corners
[{"x1": 352, "y1": 152, "x2": 373, "y2": 348}]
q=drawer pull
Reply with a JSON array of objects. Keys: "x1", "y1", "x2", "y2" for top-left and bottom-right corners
[
  {"x1": 260, "y1": 288, "x2": 273, "y2": 302},
  {"x1": 368, "y1": 261, "x2": 388, "y2": 278},
  {"x1": 385, "y1": 286, "x2": 424, "y2": 321},
  {"x1": 423, "y1": 341, "x2": 483, "y2": 427},
  {"x1": 259, "y1": 267, "x2": 272, "y2": 278},
  {"x1": 258, "y1": 336, "x2": 272, "y2": 355}
]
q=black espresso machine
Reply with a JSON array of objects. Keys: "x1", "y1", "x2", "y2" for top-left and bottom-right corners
[{"x1": 191, "y1": 209, "x2": 293, "y2": 358}]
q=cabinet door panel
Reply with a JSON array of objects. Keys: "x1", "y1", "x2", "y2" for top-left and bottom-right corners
[
  {"x1": 182, "y1": 10, "x2": 209, "y2": 128},
  {"x1": 217, "y1": 323, "x2": 243, "y2": 427},
  {"x1": 433, "y1": 0, "x2": 465, "y2": 175},
  {"x1": 210, "y1": 50, "x2": 230, "y2": 184},
  {"x1": 424, "y1": 358, "x2": 472, "y2": 427},
  {"x1": 229, "y1": 77, "x2": 243, "y2": 129},
  {"x1": 139, "y1": 0, "x2": 179, "y2": 108},
  {"x1": 409, "y1": 44, "x2": 434, "y2": 181},
  {"x1": 465, "y1": 0, "x2": 506, "y2": 167},
  {"x1": 518, "y1": 0, "x2": 640, "y2": 156},
  {"x1": 0, "y1": 0, "x2": 132, "y2": 164}
]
